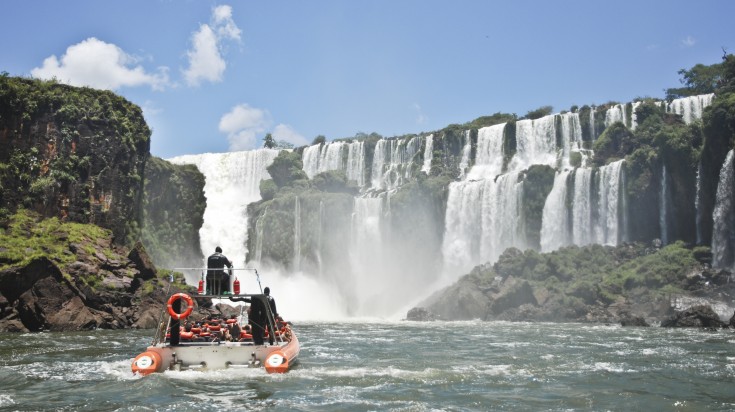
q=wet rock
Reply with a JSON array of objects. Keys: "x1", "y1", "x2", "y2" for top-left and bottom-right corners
[
  {"x1": 619, "y1": 312, "x2": 650, "y2": 327},
  {"x1": 128, "y1": 241, "x2": 157, "y2": 281},
  {"x1": 405, "y1": 307, "x2": 437, "y2": 321},
  {"x1": 660, "y1": 304, "x2": 727, "y2": 329},
  {"x1": 487, "y1": 278, "x2": 537, "y2": 316}
]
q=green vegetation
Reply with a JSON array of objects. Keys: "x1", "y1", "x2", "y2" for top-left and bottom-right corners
[
  {"x1": 472, "y1": 241, "x2": 705, "y2": 306},
  {"x1": 0, "y1": 208, "x2": 111, "y2": 269}
]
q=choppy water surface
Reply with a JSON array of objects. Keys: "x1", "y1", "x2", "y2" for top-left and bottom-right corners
[{"x1": 1, "y1": 321, "x2": 734, "y2": 411}]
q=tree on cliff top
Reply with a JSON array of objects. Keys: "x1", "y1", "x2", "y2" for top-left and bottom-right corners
[{"x1": 266, "y1": 150, "x2": 308, "y2": 188}]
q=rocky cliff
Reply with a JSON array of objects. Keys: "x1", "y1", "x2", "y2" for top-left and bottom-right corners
[
  {"x1": 0, "y1": 76, "x2": 150, "y2": 245},
  {"x1": 142, "y1": 156, "x2": 206, "y2": 269},
  {"x1": 0, "y1": 210, "x2": 221, "y2": 332}
]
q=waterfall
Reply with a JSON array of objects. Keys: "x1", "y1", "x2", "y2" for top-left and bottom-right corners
[
  {"x1": 350, "y1": 196, "x2": 385, "y2": 313},
  {"x1": 589, "y1": 106, "x2": 597, "y2": 140},
  {"x1": 712, "y1": 150, "x2": 735, "y2": 269},
  {"x1": 559, "y1": 112, "x2": 583, "y2": 168},
  {"x1": 660, "y1": 164, "x2": 669, "y2": 245},
  {"x1": 169, "y1": 149, "x2": 279, "y2": 273},
  {"x1": 302, "y1": 141, "x2": 346, "y2": 178},
  {"x1": 510, "y1": 115, "x2": 557, "y2": 171},
  {"x1": 540, "y1": 170, "x2": 572, "y2": 252},
  {"x1": 345, "y1": 141, "x2": 366, "y2": 186},
  {"x1": 695, "y1": 161, "x2": 703, "y2": 244},
  {"x1": 293, "y1": 196, "x2": 301, "y2": 272},
  {"x1": 302, "y1": 144, "x2": 322, "y2": 179},
  {"x1": 668, "y1": 94, "x2": 715, "y2": 124},
  {"x1": 572, "y1": 167, "x2": 593, "y2": 246},
  {"x1": 370, "y1": 136, "x2": 423, "y2": 190},
  {"x1": 630, "y1": 101, "x2": 642, "y2": 130},
  {"x1": 254, "y1": 206, "x2": 268, "y2": 263},
  {"x1": 458, "y1": 130, "x2": 472, "y2": 178},
  {"x1": 604, "y1": 104, "x2": 627, "y2": 128},
  {"x1": 421, "y1": 134, "x2": 434, "y2": 174},
  {"x1": 593, "y1": 159, "x2": 625, "y2": 246},
  {"x1": 468, "y1": 124, "x2": 505, "y2": 179}
]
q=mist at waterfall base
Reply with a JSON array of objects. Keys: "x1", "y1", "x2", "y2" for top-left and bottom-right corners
[{"x1": 170, "y1": 149, "x2": 440, "y2": 321}]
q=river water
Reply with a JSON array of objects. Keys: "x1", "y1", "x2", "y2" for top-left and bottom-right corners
[{"x1": 1, "y1": 321, "x2": 734, "y2": 411}]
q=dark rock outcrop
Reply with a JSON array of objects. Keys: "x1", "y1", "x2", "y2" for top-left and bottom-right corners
[
  {"x1": 0, "y1": 237, "x2": 222, "y2": 332},
  {"x1": 661, "y1": 305, "x2": 727, "y2": 328},
  {"x1": 405, "y1": 307, "x2": 437, "y2": 321},
  {"x1": 141, "y1": 157, "x2": 206, "y2": 269}
]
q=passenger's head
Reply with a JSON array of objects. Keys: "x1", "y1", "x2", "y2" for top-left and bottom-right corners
[
  {"x1": 264, "y1": 286, "x2": 270, "y2": 295},
  {"x1": 215, "y1": 246, "x2": 222, "y2": 253}
]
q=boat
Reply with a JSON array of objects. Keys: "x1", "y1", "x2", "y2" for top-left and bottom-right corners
[{"x1": 131, "y1": 269, "x2": 299, "y2": 375}]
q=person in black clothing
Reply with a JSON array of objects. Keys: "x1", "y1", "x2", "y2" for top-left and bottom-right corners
[
  {"x1": 264, "y1": 286, "x2": 278, "y2": 318},
  {"x1": 247, "y1": 296, "x2": 267, "y2": 345},
  {"x1": 206, "y1": 246, "x2": 233, "y2": 294}
]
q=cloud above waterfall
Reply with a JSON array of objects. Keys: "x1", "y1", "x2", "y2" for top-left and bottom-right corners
[
  {"x1": 30, "y1": 37, "x2": 170, "y2": 91},
  {"x1": 413, "y1": 103, "x2": 428, "y2": 125},
  {"x1": 272, "y1": 124, "x2": 308, "y2": 146},
  {"x1": 219, "y1": 104, "x2": 309, "y2": 150},
  {"x1": 183, "y1": 4, "x2": 242, "y2": 86},
  {"x1": 219, "y1": 104, "x2": 270, "y2": 151},
  {"x1": 681, "y1": 35, "x2": 696, "y2": 47}
]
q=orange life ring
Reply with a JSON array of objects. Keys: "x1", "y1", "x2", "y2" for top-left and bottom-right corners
[
  {"x1": 167, "y1": 293, "x2": 194, "y2": 320},
  {"x1": 131, "y1": 351, "x2": 162, "y2": 375}
]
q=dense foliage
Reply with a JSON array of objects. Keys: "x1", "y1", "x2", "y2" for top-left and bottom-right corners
[{"x1": 0, "y1": 75, "x2": 150, "y2": 245}]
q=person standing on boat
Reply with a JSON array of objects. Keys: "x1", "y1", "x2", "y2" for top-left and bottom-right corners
[
  {"x1": 264, "y1": 286, "x2": 278, "y2": 318},
  {"x1": 206, "y1": 246, "x2": 233, "y2": 294}
]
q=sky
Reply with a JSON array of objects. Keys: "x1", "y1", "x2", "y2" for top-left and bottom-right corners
[{"x1": 2, "y1": 1, "x2": 734, "y2": 159}]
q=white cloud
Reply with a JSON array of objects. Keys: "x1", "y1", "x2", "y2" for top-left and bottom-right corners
[
  {"x1": 219, "y1": 104, "x2": 270, "y2": 151},
  {"x1": 213, "y1": 5, "x2": 241, "y2": 40},
  {"x1": 272, "y1": 124, "x2": 308, "y2": 146},
  {"x1": 183, "y1": 4, "x2": 242, "y2": 86},
  {"x1": 30, "y1": 37, "x2": 169, "y2": 91},
  {"x1": 682, "y1": 36, "x2": 696, "y2": 47}
]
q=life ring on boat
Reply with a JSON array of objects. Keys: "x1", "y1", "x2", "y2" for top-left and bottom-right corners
[
  {"x1": 167, "y1": 293, "x2": 194, "y2": 320},
  {"x1": 131, "y1": 351, "x2": 162, "y2": 376}
]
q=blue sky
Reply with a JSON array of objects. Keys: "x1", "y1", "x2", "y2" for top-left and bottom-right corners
[{"x1": 2, "y1": 1, "x2": 734, "y2": 158}]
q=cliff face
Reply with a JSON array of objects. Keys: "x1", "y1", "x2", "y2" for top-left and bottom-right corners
[
  {"x1": 0, "y1": 76, "x2": 150, "y2": 245},
  {"x1": 142, "y1": 156, "x2": 206, "y2": 269}
]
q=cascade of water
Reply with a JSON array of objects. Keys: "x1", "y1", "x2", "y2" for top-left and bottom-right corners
[
  {"x1": 345, "y1": 141, "x2": 365, "y2": 187},
  {"x1": 350, "y1": 196, "x2": 385, "y2": 312},
  {"x1": 604, "y1": 104, "x2": 627, "y2": 128},
  {"x1": 510, "y1": 115, "x2": 557, "y2": 171},
  {"x1": 320, "y1": 142, "x2": 345, "y2": 174},
  {"x1": 479, "y1": 172, "x2": 525, "y2": 263},
  {"x1": 421, "y1": 134, "x2": 434, "y2": 174},
  {"x1": 668, "y1": 94, "x2": 715, "y2": 124},
  {"x1": 630, "y1": 101, "x2": 642, "y2": 130},
  {"x1": 371, "y1": 137, "x2": 423, "y2": 190},
  {"x1": 254, "y1": 206, "x2": 268, "y2": 263},
  {"x1": 572, "y1": 167, "x2": 593, "y2": 246},
  {"x1": 302, "y1": 141, "x2": 347, "y2": 178},
  {"x1": 660, "y1": 164, "x2": 669, "y2": 245},
  {"x1": 293, "y1": 196, "x2": 301, "y2": 272},
  {"x1": 540, "y1": 170, "x2": 572, "y2": 252},
  {"x1": 711, "y1": 150, "x2": 735, "y2": 269},
  {"x1": 458, "y1": 130, "x2": 472, "y2": 178},
  {"x1": 468, "y1": 124, "x2": 505, "y2": 180},
  {"x1": 589, "y1": 106, "x2": 597, "y2": 140},
  {"x1": 593, "y1": 159, "x2": 625, "y2": 246},
  {"x1": 695, "y1": 161, "x2": 703, "y2": 244},
  {"x1": 316, "y1": 200, "x2": 324, "y2": 276},
  {"x1": 169, "y1": 149, "x2": 279, "y2": 272},
  {"x1": 559, "y1": 112, "x2": 583, "y2": 169}
]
